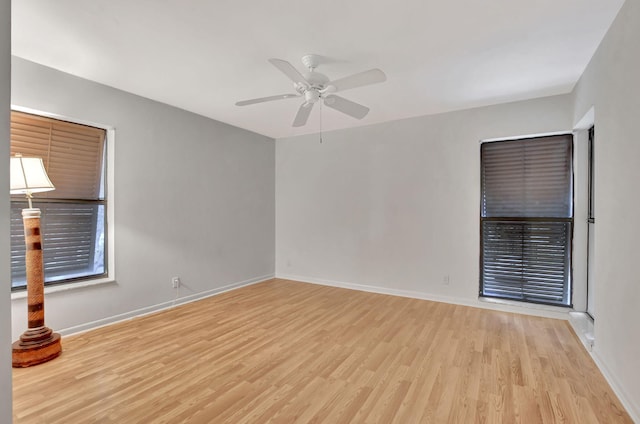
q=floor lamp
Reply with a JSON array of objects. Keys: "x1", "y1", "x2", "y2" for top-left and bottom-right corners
[{"x1": 10, "y1": 154, "x2": 62, "y2": 367}]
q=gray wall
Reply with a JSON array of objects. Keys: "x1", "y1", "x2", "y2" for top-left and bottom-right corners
[
  {"x1": 276, "y1": 94, "x2": 572, "y2": 311},
  {"x1": 10, "y1": 57, "x2": 276, "y2": 339},
  {"x1": 1, "y1": 0, "x2": 11, "y2": 422},
  {"x1": 572, "y1": 0, "x2": 640, "y2": 418}
]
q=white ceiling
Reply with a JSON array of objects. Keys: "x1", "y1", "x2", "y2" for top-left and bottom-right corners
[{"x1": 12, "y1": 0, "x2": 625, "y2": 139}]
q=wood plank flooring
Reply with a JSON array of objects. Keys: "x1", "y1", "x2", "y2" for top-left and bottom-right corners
[{"x1": 13, "y1": 279, "x2": 632, "y2": 423}]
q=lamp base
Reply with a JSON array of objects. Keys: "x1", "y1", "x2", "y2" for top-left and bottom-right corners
[{"x1": 12, "y1": 327, "x2": 62, "y2": 368}]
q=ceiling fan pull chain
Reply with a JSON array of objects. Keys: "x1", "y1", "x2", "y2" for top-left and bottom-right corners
[{"x1": 319, "y1": 102, "x2": 323, "y2": 144}]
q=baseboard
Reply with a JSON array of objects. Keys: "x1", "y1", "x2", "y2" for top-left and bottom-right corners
[
  {"x1": 591, "y1": 350, "x2": 640, "y2": 423},
  {"x1": 275, "y1": 273, "x2": 569, "y2": 320},
  {"x1": 568, "y1": 311, "x2": 595, "y2": 351},
  {"x1": 60, "y1": 274, "x2": 274, "y2": 337}
]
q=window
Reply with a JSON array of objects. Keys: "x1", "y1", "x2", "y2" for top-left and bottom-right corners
[
  {"x1": 10, "y1": 111, "x2": 107, "y2": 290},
  {"x1": 480, "y1": 134, "x2": 573, "y2": 306}
]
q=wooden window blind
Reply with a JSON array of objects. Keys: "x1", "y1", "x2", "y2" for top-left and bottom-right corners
[
  {"x1": 480, "y1": 134, "x2": 573, "y2": 306},
  {"x1": 10, "y1": 111, "x2": 107, "y2": 289},
  {"x1": 10, "y1": 111, "x2": 105, "y2": 200}
]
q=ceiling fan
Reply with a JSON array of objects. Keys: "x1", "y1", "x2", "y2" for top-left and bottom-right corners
[{"x1": 236, "y1": 54, "x2": 386, "y2": 127}]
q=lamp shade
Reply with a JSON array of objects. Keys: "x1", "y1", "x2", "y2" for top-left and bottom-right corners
[{"x1": 10, "y1": 155, "x2": 55, "y2": 195}]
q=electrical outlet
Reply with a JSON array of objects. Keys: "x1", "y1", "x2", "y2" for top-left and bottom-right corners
[
  {"x1": 172, "y1": 277, "x2": 181, "y2": 288},
  {"x1": 443, "y1": 275, "x2": 450, "y2": 285}
]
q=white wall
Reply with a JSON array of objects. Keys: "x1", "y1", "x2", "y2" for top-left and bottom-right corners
[
  {"x1": 0, "y1": 0, "x2": 12, "y2": 422},
  {"x1": 276, "y1": 94, "x2": 572, "y2": 310},
  {"x1": 572, "y1": 0, "x2": 640, "y2": 418},
  {"x1": 10, "y1": 57, "x2": 276, "y2": 339}
]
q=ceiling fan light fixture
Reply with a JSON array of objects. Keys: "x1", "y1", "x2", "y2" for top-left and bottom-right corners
[{"x1": 304, "y1": 90, "x2": 320, "y2": 103}]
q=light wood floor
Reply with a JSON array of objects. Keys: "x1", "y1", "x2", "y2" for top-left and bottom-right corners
[{"x1": 13, "y1": 279, "x2": 632, "y2": 423}]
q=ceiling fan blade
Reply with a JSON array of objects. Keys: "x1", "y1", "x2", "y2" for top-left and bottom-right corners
[
  {"x1": 268, "y1": 58, "x2": 309, "y2": 87},
  {"x1": 323, "y1": 95, "x2": 370, "y2": 119},
  {"x1": 292, "y1": 102, "x2": 314, "y2": 127},
  {"x1": 326, "y1": 69, "x2": 386, "y2": 92},
  {"x1": 235, "y1": 93, "x2": 299, "y2": 106}
]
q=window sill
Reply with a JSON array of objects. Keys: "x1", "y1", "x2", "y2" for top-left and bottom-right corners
[
  {"x1": 11, "y1": 277, "x2": 116, "y2": 300},
  {"x1": 479, "y1": 296, "x2": 571, "y2": 314}
]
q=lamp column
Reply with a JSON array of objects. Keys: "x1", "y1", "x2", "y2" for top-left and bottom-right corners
[{"x1": 12, "y1": 208, "x2": 62, "y2": 367}]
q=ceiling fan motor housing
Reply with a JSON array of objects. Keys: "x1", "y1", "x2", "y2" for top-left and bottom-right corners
[{"x1": 303, "y1": 71, "x2": 329, "y2": 88}]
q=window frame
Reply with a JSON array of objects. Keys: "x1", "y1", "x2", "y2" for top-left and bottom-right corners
[
  {"x1": 479, "y1": 133, "x2": 574, "y2": 307},
  {"x1": 9, "y1": 106, "x2": 115, "y2": 292},
  {"x1": 588, "y1": 126, "x2": 595, "y2": 223}
]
